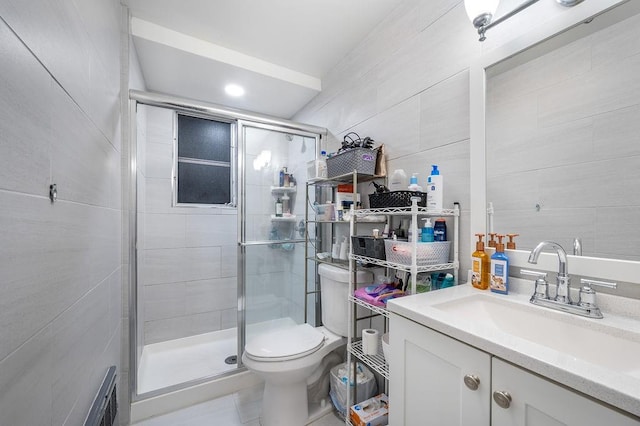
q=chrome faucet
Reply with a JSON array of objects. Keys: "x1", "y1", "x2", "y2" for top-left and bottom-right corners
[
  {"x1": 524, "y1": 241, "x2": 605, "y2": 319},
  {"x1": 528, "y1": 241, "x2": 571, "y2": 303}
]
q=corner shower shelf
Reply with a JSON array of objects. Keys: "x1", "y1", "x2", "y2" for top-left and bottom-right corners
[
  {"x1": 270, "y1": 185, "x2": 297, "y2": 193},
  {"x1": 270, "y1": 215, "x2": 297, "y2": 221}
]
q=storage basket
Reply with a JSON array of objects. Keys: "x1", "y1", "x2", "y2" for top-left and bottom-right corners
[
  {"x1": 351, "y1": 236, "x2": 386, "y2": 260},
  {"x1": 384, "y1": 240, "x2": 450, "y2": 266},
  {"x1": 326, "y1": 148, "x2": 378, "y2": 178},
  {"x1": 369, "y1": 191, "x2": 427, "y2": 208}
]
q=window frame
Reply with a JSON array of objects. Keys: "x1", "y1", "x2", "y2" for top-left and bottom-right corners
[{"x1": 172, "y1": 111, "x2": 237, "y2": 208}]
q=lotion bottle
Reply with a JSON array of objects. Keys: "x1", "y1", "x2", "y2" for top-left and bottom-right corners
[
  {"x1": 471, "y1": 233, "x2": 490, "y2": 290},
  {"x1": 408, "y1": 173, "x2": 422, "y2": 191},
  {"x1": 427, "y1": 165, "x2": 443, "y2": 210},
  {"x1": 490, "y1": 234, "x2": 509, "y2": 294}
]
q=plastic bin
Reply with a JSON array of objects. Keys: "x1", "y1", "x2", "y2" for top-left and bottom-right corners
[
  {"x1": 329, "y1": 362, "x2": 378, "y2": 417},
  {"x1": 369, "y1": 191, "x2": 427, "y2": 208},
  {"x1": 384, "y1": 240, "x2": 450, "y2": 266},
  {"x1": 351, "y1": 236, "x2": 386, "y2": 260},
  {"x1": 326, "y1": 148, "x2": 378, "y2": 178}
]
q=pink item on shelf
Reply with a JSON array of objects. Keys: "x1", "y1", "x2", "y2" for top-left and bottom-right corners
[{"x1": 354, "y1": 284, "x2": 405, "y2": 307}]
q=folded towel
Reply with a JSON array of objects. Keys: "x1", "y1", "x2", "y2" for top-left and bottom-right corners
[{"x1": 354, "y1": 284, "x2": 405, "y2": 307}]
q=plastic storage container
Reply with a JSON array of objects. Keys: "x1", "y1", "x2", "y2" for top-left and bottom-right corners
[
  {"x1": 384, "y1": 240, "x2": 450, "y2": 266},
  {"x1": 351, "y1": 236, "x2": 386, "y2": 260}
]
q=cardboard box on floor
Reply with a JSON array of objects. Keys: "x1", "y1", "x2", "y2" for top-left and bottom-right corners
[{"x1": 349, "y1": 393, "x2": 389, "y2": 426}]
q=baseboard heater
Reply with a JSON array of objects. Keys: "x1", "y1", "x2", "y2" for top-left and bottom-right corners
[{"x1": 85, "y1": 366, "x2": 118, "y2": 426}]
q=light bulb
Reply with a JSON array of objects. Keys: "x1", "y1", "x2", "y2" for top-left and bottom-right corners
[
  {"x1": 464, "y1": 0, "x2": 500, "y2": 27},
  {"x1": 224, "y1": 84, "x2": 245, "y2": 97}
]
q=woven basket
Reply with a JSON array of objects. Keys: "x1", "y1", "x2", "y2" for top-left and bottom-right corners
[
  {"x1": 369, "y1": 191, "x2": 426, "y2": 208},
  {"x1": 326, "y1": 148, "x2": 377, "y2": 178}
]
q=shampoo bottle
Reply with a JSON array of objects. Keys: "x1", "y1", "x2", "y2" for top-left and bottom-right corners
[
  {"x1": 427, "y1": 165, "x2": 443, "y2": 210},
  {"x1": 275, "y1": 197, "x2": 283, "y2": 217},
  {"x1": 421, "y1": 218, "x2": 434, "y2": 242},
  {"x1": 490, "y1": 234, "x2": 509, "y2": 294},
  {"x1": 471, "y1": 233, "x2": 490, "y2": 290}
]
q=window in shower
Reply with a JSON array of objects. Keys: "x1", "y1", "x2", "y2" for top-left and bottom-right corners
[{"x1": 174, "y1": 113, "x2": 235, "y2": 206}]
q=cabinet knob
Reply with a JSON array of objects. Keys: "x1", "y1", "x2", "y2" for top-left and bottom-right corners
[
  {"x1": 463, "y1": 374, "x2": 480, "y2": 391},
  {"x1": 493, "y1": 391, "x2": 512, "y2": 409}
]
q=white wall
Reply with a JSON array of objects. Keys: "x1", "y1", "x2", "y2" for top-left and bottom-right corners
[
  {"x1": 294, "y1": 0, "x2": 481, "y2": 278},
  {"x1": 0, "y1": 0, "x2": 122, "y2": 424}
]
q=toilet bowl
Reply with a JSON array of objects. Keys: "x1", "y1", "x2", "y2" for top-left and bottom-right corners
[{"x1": 241, "y1": 264, "x2": 373, "y2": 426}]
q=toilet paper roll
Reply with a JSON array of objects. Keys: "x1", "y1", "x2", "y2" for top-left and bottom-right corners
[{"x1": 362, "y1": 329, "x2": 379, "y2": 356}]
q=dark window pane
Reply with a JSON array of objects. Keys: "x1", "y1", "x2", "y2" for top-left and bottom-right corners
[
  {"x1": 178, "y1": 115, "x2": 231, "y2": 162},
  {"x1": 177, "y1": 162, "x2": 230, "y2": 204}
]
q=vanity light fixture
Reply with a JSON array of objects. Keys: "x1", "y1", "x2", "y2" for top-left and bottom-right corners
[
  {"x1": 464, "y1": 0, "x2": 584, "y2": 41},
  {"x1": 224, "y1": 83, "x2": 245, "y2": 97}
]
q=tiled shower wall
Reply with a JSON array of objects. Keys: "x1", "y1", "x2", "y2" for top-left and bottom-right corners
[
  {"x1": 139, "y1": 105, "x2": 238, "y2": 345},
  {"x1": 0, "y1": 1, "x2": 122, "y2": 425},
  {"x1": 486, "y1": 13, "x2": 640, "y2": 261}
]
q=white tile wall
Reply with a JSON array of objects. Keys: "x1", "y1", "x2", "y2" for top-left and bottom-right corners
[{"x1": 0, "y1": 1, "x2": 122, "y2": 425}]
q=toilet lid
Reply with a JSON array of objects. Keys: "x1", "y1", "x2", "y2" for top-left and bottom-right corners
[{"x1": 245, "y1": 323, "x2": 325, "y2": 361}]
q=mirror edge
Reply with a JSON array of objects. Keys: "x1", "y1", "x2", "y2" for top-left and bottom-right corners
[{"x1": 468, "y1": 0, "x2": 637, "y2": 283}]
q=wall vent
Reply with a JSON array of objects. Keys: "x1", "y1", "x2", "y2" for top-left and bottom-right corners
[{"x1": 85, "y1": 366, "x2": 118, "y2": 426}]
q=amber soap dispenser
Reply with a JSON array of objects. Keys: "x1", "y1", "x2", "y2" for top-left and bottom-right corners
[{"x1": 471, "y1": 233, "x2": 490, "y2": 290}]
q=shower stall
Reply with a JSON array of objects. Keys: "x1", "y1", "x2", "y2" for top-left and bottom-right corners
[{"x1": 128, "y1": 91, "x2": 325, "y2": 406}]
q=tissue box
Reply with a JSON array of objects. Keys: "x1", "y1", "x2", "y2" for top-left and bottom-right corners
[{"x1": 350, "y1": 393, "x2": 389, "y2": 426}]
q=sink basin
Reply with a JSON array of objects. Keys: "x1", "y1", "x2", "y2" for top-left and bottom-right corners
[{"x1": 432, "y1": 294, "x2": 640, "y2": 377}]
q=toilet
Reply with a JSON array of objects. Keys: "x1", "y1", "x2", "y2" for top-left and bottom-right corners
[{"x1": 242, "y1": 264, "x2": 373, "y2": 426}]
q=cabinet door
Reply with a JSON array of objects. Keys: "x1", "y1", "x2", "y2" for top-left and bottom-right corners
[
  {"x1": 492, "y1": 358, "x2": 640, "y2": 426},
  {"x1": 389, "y1": 314, "x2": 491, "y2": 426}
]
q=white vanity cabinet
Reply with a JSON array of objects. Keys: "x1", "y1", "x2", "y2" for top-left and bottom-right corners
[
  {"x1": 389, "y1": 314, "x2": 491, "y2": 426},
  {"x1": 390, "y1": 314, "x2": 640, "y2": 426},
  {"x1": 491, "y1": 358, "x2": 639, "y2": 426}
]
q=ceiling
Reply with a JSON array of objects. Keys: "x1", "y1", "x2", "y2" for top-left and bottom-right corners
[{"x1": 126, "y1": 0, "x2": 403, "y2": 119}]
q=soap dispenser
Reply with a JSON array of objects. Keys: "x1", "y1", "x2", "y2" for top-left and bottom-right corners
[
  {"x1": 421, "y1": 218, "x2": 434, "y2": 242},
  {"x1": 472, "y1": 233, "x2": 490, "y2": 290},
  {"x1": 426, "y1": 165, "x2": 443, "y2": 210},
  {"x1": 487, "y1": 233, "x2": 497, "y2": 248},
  {"x1": 408, "y1": 173, "x2": 422, "y2": 192},
  {"x1": 506, "y1": 234, "x2": 519, "y2": 250},
  {"x1": 490, "y1": 234, "x2": 509, "y2": 294}
]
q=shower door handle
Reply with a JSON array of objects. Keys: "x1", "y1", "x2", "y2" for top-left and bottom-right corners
[{"x1": 239, "y1": 239, "x2": 305, "y2": 246}]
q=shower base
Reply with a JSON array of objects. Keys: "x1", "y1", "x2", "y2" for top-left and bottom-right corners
[{"x1": 138, "y1": 327, "x2": 237, "y2": 394}]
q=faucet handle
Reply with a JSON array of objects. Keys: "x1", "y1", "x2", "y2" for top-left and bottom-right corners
[
  {"x1": 521, "y1": 269, "x2": 549, "y2": 300},
  {"x1": 579, "y1": 278, "x2": 617, "y2": 289},
  {"x1": 578, "y1": 279, "x2": 616, "y2": 308}
]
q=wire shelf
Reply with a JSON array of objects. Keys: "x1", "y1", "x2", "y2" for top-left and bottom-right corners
[
  {"x1": 353, "y1": 206, "x2": 459, "y2": 216},
  {"x1": 349, "y1": 295, "x2": 390, "y2": 318},
  {"x1": 351, "y1": 254, "x2": 457, "y2": 273},
  {"x1": 348, "y1": 340, "x2": 389, "y2": 380}
]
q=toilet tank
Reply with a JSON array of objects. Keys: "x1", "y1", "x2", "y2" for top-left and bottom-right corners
[{"x1": 318, "y1": 264, "x2": 373, "y2": 337}]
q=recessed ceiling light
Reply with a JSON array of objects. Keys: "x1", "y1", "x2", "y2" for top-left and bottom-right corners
[{"x1": 225, "y1": 84, "x2": 245, "y2": 97}]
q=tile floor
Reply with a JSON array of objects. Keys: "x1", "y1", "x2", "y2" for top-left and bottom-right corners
[{"x1": 131, "y1": 382, "x2": 345, "y2": 426}]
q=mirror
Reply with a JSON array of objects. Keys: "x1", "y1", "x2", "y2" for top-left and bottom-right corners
[{"x1": 482, "y1": 1, "x2": 640, "y2": 262}]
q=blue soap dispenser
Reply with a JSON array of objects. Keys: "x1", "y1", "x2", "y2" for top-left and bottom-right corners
[
  {"x1": 421, "y1": 218, "x2": 434, "y2": 242},
  {"x1": 490, "y1": 234, "x2": 509, "y2": 294}
]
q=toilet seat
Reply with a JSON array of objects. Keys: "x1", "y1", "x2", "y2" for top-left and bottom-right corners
[{"x1": 245, "y1": 323, "x2": 325, "y2": 362}]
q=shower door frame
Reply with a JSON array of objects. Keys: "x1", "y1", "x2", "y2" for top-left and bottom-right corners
[
  {"x1": 128, "y1": 89, "x2": 326, "y2": 402},
  {"x1": 236, "y1": 121, "x2": 322, "y2": 369}
]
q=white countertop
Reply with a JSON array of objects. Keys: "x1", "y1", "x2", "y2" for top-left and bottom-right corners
[{"x1": 387, "y1": 278, "x2": 640, "y2": 418}]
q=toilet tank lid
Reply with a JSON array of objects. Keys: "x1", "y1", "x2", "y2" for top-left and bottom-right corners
[
  {"x1": 244, "y1": 323, "x2": 324, "y2": 359},
  {"x1": 318, "y1": 264, "x2": 372, "y2": 282}
]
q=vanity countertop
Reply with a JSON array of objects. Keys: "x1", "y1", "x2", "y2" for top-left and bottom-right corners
[{"x1": 387, "y1": 279, "x2": 640, "y2": 418}]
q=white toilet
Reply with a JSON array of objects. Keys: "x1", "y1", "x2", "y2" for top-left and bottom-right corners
[{"x1": 242, "y1": 264, "x2": 373, "y2": 426}]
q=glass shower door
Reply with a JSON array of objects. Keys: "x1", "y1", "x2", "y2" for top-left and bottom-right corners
[{"x1": 238, "y1": 123, "x2": 318, "y2": 354}]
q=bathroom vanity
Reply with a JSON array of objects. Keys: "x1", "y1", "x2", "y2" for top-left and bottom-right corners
[{"x1": 387, "y1": 282, "x2": 640, "y2": 425}]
